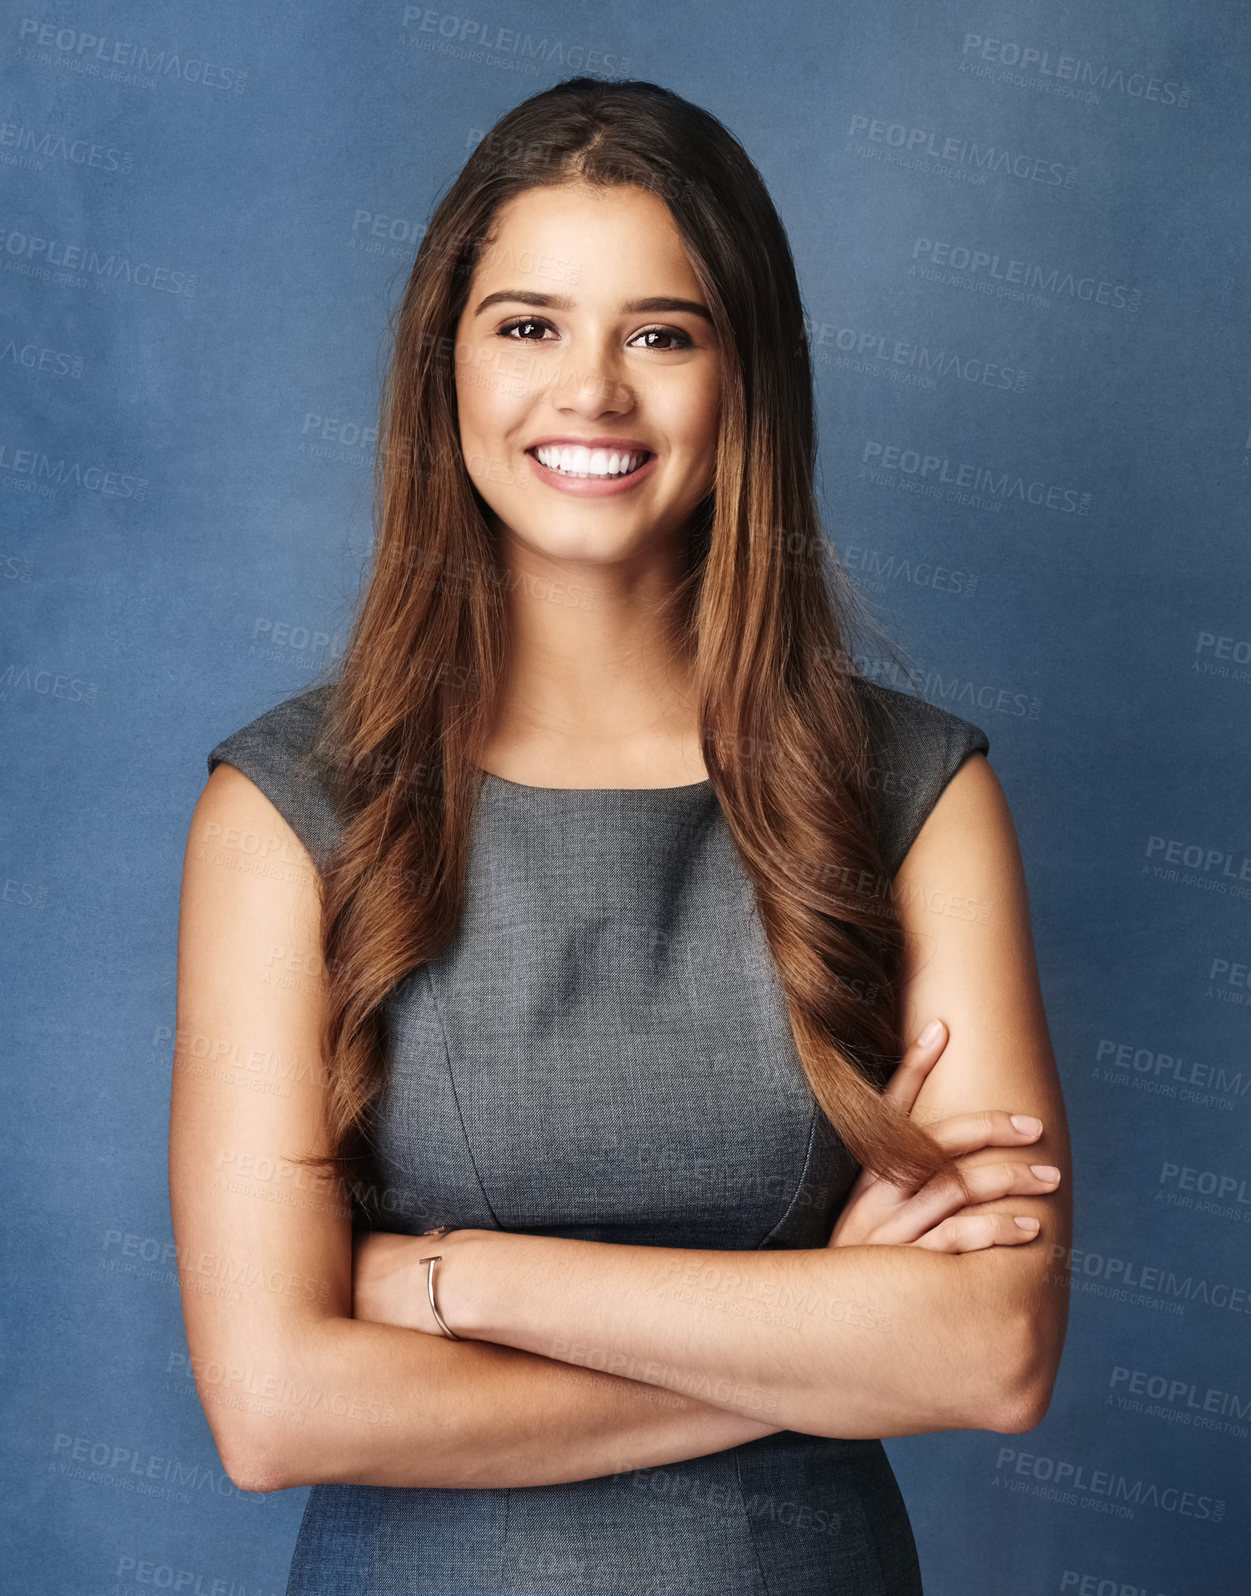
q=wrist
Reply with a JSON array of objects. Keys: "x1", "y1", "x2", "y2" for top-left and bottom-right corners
[{"x1": 429, "y1": 1228, "x2": 498, "y2": 1342}]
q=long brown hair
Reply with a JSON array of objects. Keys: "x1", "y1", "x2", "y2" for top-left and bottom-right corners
[{"x1": 306, "y1": 77, "x2": 972, "y2": 1210}]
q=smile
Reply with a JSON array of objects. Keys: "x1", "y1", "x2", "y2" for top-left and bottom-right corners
[
  {"x1": 529, "y1": 444, "x2": 652, "y2": 479},
  {"x1": 524, "y1": 444, "x2": 659, "y2": 498}
]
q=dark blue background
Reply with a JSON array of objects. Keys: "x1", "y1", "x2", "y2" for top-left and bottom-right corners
[{"x1": 3, "y1": 3, "x2": 1248, "y2": 1592}]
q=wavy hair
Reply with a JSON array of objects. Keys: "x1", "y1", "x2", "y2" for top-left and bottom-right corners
[{"x1": 304, "y1": 76, "x2": 973, "y2": 1213}]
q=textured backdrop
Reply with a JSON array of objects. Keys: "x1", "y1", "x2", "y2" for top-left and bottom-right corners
[{"x1": 2, "y1": 2, "x2": 1248, "y2": 1592}]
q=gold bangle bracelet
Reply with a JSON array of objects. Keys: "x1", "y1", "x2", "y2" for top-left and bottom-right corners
[{"x1": 418, "y1": 1253, "x2": 461, "y2": 1340}]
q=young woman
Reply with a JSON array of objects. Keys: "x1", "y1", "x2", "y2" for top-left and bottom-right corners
[{"x1": 170, "y1": 77, "x2": 1071, "y2": 1595}]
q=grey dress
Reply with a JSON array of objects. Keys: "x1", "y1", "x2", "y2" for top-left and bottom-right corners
[{"x1": 206, "y1": 676, "x2": 990, "y2": 1596}]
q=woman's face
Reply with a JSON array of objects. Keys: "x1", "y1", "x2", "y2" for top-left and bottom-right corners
[{"x1": 453, "y1": 180, "x2": 722, "y2": 570}]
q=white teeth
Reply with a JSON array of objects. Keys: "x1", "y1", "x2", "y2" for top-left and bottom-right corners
[{"x1": 533, "y1": 444, "x2": 648, "y2": 478}]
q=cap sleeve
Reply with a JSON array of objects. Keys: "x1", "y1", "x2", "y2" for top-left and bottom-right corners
[
  {"x1": 854, "y1": 679, "x2": 990, "y2": 877},
  {"x1": 206, "y1": 685, "x2": 343, "y2": 872}
]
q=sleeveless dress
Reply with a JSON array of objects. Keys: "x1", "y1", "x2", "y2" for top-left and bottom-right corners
[{"x1": 206, "y1": 677, "x2": 990, "y2": 1596}]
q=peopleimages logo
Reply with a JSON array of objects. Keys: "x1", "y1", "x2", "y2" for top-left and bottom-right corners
[
  {"x1": 805, "y1": 315, "x2": 1029, "y2": 393},
  {"x1": 910, "y1": 237, "x2": 1141, "y2": 311},
  {"x1": 848, "y1": 114, "x2": 1075, "y2": 187},
  {"x1": 0, "y1": 442, "x2": 148, "y2": 499},
  {"x1": 861, "y1": 440, "x2": 1090, "y2": 516},
  {"x1": 993, "y1": 1447, "x2": 1223, "y2": 1522},
  {"x1": 0, "y1": 119, "x2": 134, "y2": 174},
  {"x1": 959, "y1": 33, "x2": 1192, "y2": 108},
  {"x1": 2, "y1": 223, "x2": 197, "y2": 297},
  {"x1": 399, "y1": 7, "x2": 631, "y2": 75},
  {"x1": 14, "y1": 20, "x2": 249, "y2": 92}
]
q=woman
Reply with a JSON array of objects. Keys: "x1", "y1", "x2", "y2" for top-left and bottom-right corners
[{"x1": 170, "y1": 77, "x2": 1071, "y2": 1595}]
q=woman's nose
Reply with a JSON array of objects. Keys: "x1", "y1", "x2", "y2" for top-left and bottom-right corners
[
  {"x1": 559, "y1": 365, "x2": 633, "y2": 418},
  {"x1": 550, "y1": 335, "x2": 634, "y2": 414}
]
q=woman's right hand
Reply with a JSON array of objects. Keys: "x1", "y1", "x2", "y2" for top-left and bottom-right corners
[{"x1": 826, "y1": 1019, "x2": 1062, "y2": 1253}]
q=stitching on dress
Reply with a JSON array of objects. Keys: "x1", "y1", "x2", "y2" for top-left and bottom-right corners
[
  {"x1": 495, "y1": 1483, "x2": 513, "y2": 1591},
  {"x1": 733, "y1": 1446, "x2": 781, "y2": 1596},
  {"x1": 754, "y1": 1102, "x2": 818, "y2": 1249},
  {"x1": 422, "y1": 962, "x2": 504, "y2": 1230},
  {"x1": 856, "y1": 1445, "x2": 914, "y2": 1596}
]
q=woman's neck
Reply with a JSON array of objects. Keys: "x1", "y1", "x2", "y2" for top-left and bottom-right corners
[{"x1": 479, "y1": 547, "x2": 705, "y2": 789}]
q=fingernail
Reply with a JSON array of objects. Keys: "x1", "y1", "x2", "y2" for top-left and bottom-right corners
[
  {"x1": 1030, "y1": 1165, "x2": 1061, "y2": 1181},
  {"x1": 1014, "y1": 1217, "x2": 1040, "y2": 1231},
  {"x1": 918, "y1": 1019, "x2": 944, "y2": 1047},
  {"x1": 1011, "y1": 1115, "x2": 1043, "y2": 1134}
]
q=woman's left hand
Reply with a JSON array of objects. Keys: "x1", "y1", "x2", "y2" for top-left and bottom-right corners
[
  {"x1": 352, "y1": 1227, "x2": 473, "y2": 1335},
  {"x1": 826, "y1": 1019, "x2": 1056, "y2": 1252}
]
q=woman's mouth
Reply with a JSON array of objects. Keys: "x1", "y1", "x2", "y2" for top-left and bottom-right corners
[
  {"x1": 524, "y1": 444, "x2": 658, "y2": 498},
  {"x1": 529, "y1": 444, "x2": 652, "y2": 478}
]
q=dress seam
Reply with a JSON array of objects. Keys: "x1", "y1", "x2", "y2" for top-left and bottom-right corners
[
  {"x1": 496, "y1": 1484, "x2": 513, "y2": 1590},
  {"x1": 755, "y1": 1103, "x2": 818, "y2": 1248},
  {"x1": 423, "y1": 963, "x2": 504, "y2": 1230},
  {"x1": 733, "y1": 1447, "x2": 780, "y2": 1596},
  {"x1": 859, "y1": 1443, "x2": 921, "y2": 1595}
]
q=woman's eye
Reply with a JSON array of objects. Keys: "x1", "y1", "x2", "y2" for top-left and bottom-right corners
[
  {"x1": 632, "y1": 326, "x2": 693, "y2": 351},
  {"x1": 494, "y1": 319, "x2": 693, "y2": 351},
  {"x1": 498, "y1": 317, "x2": 553, "y2": 342}
]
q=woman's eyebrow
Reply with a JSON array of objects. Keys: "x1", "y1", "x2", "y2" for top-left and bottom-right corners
[{"x1": 472, "y1": 289, "x2": 713, "y2": 324}]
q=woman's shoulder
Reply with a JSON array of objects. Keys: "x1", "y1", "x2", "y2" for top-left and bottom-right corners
[
  {"x1": 849, "y1": 676, "x2": 991, "y2": 877},
  {"x1": 207, "y1": 680, "x2": 335, "y2": 762},
  {"x1": 851, "y1": 675, "x2": 990, "y2": 761},
  {"x1": 204, "y1": 682, "x2": 341, "y2": 869}
]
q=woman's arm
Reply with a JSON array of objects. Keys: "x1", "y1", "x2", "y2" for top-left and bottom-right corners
[
  {"x1": 390, "y1": 754, "x2": 1074, "y2": 1441},
  {"x1": 170, "y1": 764, "x2": 783, "y2": 1495}
]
